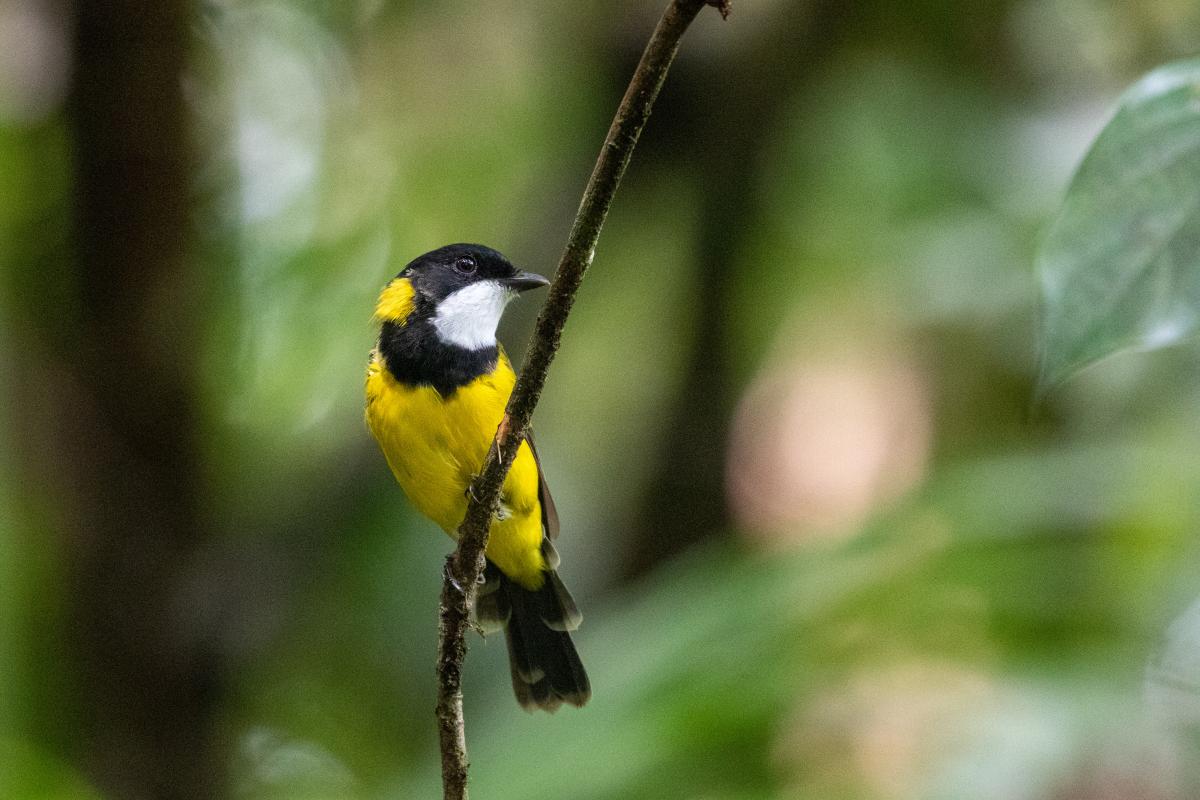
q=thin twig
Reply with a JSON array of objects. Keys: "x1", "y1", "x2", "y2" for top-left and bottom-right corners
[{"x1": 434, "y1": 1, "x2": 728, "y2": 797}]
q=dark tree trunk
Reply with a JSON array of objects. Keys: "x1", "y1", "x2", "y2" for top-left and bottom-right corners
[
  {"x1": 623, "y1": 0, "x2": 857, "y2": 577},
  {"x1": 50, "y1": 2, "x2": 223, "y2": 797}
]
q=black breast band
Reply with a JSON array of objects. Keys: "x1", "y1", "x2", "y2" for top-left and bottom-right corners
[{"x1": 378, "y1": 319, "x2": 499, "y2": 396}]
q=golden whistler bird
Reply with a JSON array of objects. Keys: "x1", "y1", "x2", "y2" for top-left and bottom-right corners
[{"x1": 364, "y1": 243, "x2": 589, "y2": 712}]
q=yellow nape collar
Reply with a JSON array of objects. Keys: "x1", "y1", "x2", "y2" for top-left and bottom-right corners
[{"x1": 374, "y1": 277, "x2": 415, "y2": 323}]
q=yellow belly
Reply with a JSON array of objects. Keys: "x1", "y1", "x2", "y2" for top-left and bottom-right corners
[{"x1": 364, "y1": 351, "x2": 546, "y2": 588}]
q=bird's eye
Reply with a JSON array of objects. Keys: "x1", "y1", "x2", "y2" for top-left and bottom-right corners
[{"x1": 453, "y1": 256, "x2": 477, "y2": 275}]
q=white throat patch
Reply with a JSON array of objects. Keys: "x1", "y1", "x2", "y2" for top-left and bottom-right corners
[{"x1": 432, "y1": 280, "x2": 513, "y2": 350}]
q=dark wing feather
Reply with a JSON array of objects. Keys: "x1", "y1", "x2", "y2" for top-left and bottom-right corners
[{"x1": 525, "y1": 433, "x2": 559, "y2": 540}]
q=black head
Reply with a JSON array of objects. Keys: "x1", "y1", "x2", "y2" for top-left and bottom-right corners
[
  {"x1": 374, "y1": 244, "x2": 547, "y2": 392},
  {"x1": 399, "y1": 243, "x2": 548, "y2": 303},
  {"x1": 383, "y1": 243, "x2": 548, "y2": 354}
]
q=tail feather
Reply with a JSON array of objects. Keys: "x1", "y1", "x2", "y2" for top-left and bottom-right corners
[
  {"x1": 540, "y1": 537, "x2": 561, "y2": 569},
  {"x1": 478, "y1": 559, "x2": 589, "y2": 712},
  {"x1": 474, "y1": 565, "x2": 509, "y2": 634},
  {"x1": 539, "y1": 570, "x2": 582, "y2": 632}
]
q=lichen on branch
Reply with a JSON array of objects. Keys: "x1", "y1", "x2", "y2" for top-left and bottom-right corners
[{"x1": 434, "y1": 2, "x2": 730, "y2": 798}]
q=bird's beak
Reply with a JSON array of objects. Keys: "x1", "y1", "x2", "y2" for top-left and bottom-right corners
[{"x1": 502, "y1": 270, "x2": 551, "y2": 293}]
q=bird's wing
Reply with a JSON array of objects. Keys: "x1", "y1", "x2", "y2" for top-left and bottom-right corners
[{"x1": 525, "y1": 432, "x2": 560, "y2": 540}]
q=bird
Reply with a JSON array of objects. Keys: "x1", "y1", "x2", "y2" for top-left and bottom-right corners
[{"x1": 364, "y1": 243, "x2": 590, "y2": 712}]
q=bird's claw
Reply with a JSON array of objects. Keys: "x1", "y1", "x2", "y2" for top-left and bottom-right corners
[
  {"x1": 443, "y1": 557, "x2": 466, "y2": 596},
  {"x1": 444, "y1": 555, "x2": 489, "y2": 598}
]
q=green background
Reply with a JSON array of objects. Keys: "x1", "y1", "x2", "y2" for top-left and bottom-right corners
[{"x1": 3, "y1": 1, "x2": 1200, "y2": 798}]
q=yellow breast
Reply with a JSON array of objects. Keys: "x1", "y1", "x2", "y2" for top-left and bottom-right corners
[{"x1": 364, "y1": 350, "x2": 546, "y2": 587}]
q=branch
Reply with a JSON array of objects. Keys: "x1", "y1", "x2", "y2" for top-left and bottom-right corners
[{"x1": 435, "y1": 1, "x2": 728, "y2": 797}]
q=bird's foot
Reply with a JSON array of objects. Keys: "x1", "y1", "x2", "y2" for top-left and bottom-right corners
[
  {"x1": 444, "y1": 556, "x2": 489, "y2": 596},
  {"x1": 443, "y1": 556, "x2": 466, "y2": 596}
]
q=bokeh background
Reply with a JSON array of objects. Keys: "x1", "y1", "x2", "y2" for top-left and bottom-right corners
[{"x1": 3, "y1": 1, "x2": 1200, "y2": 798}]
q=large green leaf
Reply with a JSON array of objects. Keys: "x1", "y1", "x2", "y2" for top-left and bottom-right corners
[{"x1": 1038, "y1": 60, "x2": 1200, "y2": 390}]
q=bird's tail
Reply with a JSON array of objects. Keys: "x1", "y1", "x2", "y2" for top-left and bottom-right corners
[{"x1": 475, "y1": 555, "x2": 590, "y2": 712}]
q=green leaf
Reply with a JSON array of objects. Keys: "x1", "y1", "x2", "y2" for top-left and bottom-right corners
[{"x1": 1038, "y1": 60, "x2": 1200, "y2": 390}]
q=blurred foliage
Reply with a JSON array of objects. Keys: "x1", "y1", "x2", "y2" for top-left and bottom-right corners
[
  {"x1": 3, "y1": 0, "x2": 1200, "y2": 798},
  {"x1": 1038, "y1": 59, "x2": 1200, "y2": 389}
]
